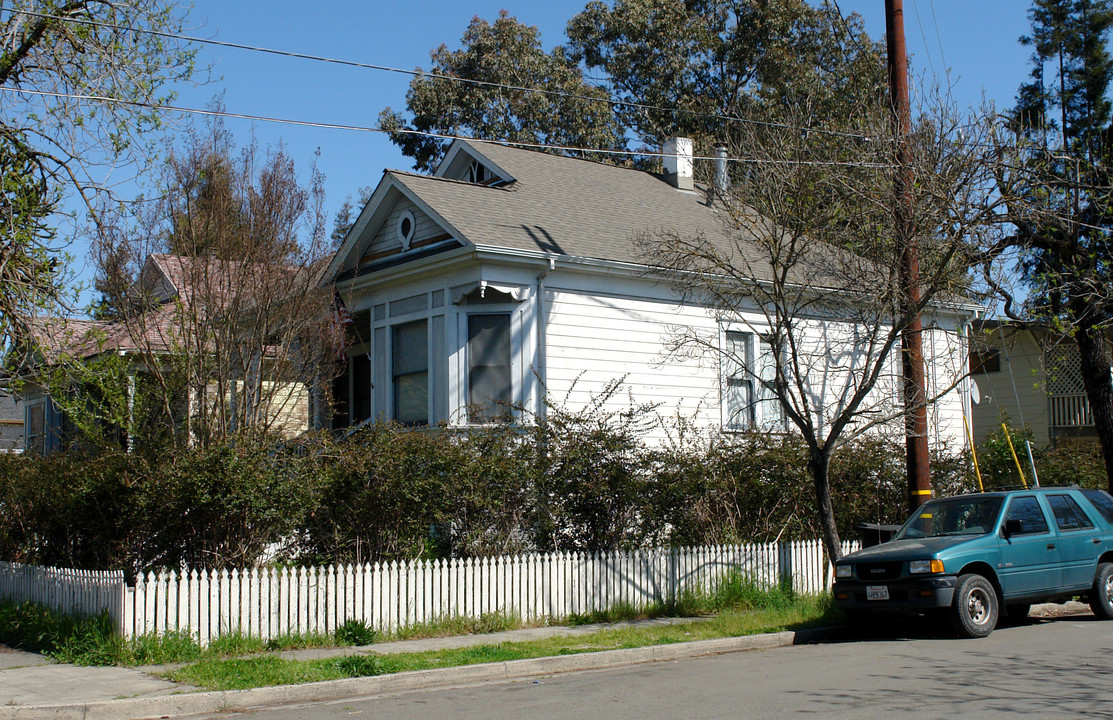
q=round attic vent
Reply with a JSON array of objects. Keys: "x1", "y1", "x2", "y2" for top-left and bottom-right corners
[{"x1": 397, "y1": 210, "x2": 416, "y2": 250}]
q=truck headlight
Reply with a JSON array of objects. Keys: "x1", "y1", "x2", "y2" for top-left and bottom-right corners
[
  {"x1": 909, "y1": 559, "x2": 944, "y2": 574},
  {"x1": 835, "y1": 565, "x2": 853, "y2": 579}
]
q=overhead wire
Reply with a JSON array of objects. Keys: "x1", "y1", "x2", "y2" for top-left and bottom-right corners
[
  {"x1": 10, "y1": 8, "x2": 886, "y2": 144},
  {"x1": 0, "y1": 86, "x2": 898, "y2": 169},
  {"x1": 9, "y1": 8, "x2": 1105, "y2": 175}
]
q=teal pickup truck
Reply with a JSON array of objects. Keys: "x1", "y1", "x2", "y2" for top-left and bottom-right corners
[{"x1": 833, "y1": 487, "x2": 1113, "y2": 637}]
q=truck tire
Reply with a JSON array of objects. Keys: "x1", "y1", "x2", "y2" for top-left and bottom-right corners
[
  {"x1": 1090, "y1": 562, "x2": 1113, "y2": 620},
  {"x1": 950, "y1": 573, "x2": 998, "y2": 638}
]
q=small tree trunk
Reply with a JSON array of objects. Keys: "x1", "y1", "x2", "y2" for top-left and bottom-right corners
[
  {"x1": 807, "y1": 448, "x2": 843, "y2": 562},
  {"x1": 1075, "y1": 322, "x2": 1113, "y2": 491}
]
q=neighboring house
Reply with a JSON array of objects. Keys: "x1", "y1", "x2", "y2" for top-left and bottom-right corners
[
  {"x1": 14, "y1": 254, "x2": 312, "y2": 453},
  {"x1": 0, "y1": 391, "x2": 23, "y2": 452},
  {"x1": 326, "y1": 138, "x2": 973, "y2": 448},
  {"x1": 970, "y1": 319, "x2": 1104, "y2": 446}
]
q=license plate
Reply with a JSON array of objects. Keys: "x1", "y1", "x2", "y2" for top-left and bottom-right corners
[{"x1": 866, "y1": 585, "x2": 889, "y2": 601}]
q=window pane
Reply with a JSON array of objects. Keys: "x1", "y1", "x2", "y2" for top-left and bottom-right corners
[
  {"x1": 1081, "y1": 489, "x2": 1113, "y2": 524},
  {"x1": 1048, "y1": 494, "x2": 1094, "y2": 530},
  {"x1": 393, "y1": 321, "x2": 428, "y2": 375},
  {"x1": 723, "y1": 331, "x2": 752, "y2": 430},
  {"x1": 1005, "y1": 496, "x2": 1049, "y2": 535},
  {"x1": 757, "y1": 336, "x2": 785, "y2": 431},
  {"x1": 393, "y1": 320, "x2": 428, "y2": 425},
  {"x1": 394, "y1": 373, "x2": 428, "y2": 425},
  {"x1": 468, "y1": 314, "x2": 510, "y2": 422},
  {"x1": 352, "y1": 354, "x2": 371, "y2": 424}
]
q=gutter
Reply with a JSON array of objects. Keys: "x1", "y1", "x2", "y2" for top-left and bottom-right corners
[{"x1": 535, "y1": 257, "x2": 556, "y2": 422}]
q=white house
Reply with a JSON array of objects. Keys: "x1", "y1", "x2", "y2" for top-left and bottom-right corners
[{"x1": 326, "y1": 138, "x2": 974, "y2": 448}]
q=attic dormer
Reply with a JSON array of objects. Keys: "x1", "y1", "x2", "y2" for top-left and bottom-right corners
[{"x1": 435, "y1": 141, "x2": 515, "y2": 186}]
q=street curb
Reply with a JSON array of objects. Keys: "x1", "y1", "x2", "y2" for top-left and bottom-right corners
[{"x1": 0, "y1": 627, "x2": 837, "y2": 720}]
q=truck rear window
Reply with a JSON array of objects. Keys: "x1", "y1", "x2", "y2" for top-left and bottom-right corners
[{"x1": 1080, "y1": 489, "x2": 1113, "y2": 524}]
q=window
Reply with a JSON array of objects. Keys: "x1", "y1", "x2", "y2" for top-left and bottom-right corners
[
  {"x1": 396, "y1": 210, "x2": 416, "y2": 249},
  {"x1": 1004, "y1": 496, "x2": 1050, "y2": 535},
  {"x1": 26, "y1": 403, "x2": 44, "y2": 455},
  {"x1": 467, "y1": 160, "x2": 487, "y2": 184},
  {"x1": 393, "y1": 320, "x2": 428, "y2": 425},
  {"x1": 970, "y1": 347, "x2": 1001, "y2": 374},
  {"x1": 723, "y1": 331, "x2": 784, "y2": 431},
  {"x1": 1081, "y1": 489, "x2": 1113, "y2": 524},
  {"x1": 467, "y1": 314, "x2": 511, "y2": 422},
  {"x1": 723, "y1": 331, "x2": 753, "y2": 431},
  {"x1": 1047, "y1": 494, "x2": 1095, "y2": 531}
]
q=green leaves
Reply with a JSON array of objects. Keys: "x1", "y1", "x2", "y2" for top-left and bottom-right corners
[{"x1": 380, "y1": 11, "x2": 626, "y2": 172}]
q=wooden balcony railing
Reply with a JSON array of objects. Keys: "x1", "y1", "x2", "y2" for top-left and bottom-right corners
[{"x1": 1049, "y1": 392, "x2": 1093, "y2": 429}]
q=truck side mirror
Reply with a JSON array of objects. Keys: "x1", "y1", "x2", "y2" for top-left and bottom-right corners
[{"x1": 1003, "y1": 518, "x2": 1023, "y2": 538}]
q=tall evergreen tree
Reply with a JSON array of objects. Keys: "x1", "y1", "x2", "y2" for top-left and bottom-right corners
[{"x1": 1002, "y1": 0, "x2": 1113, "y2": 489}]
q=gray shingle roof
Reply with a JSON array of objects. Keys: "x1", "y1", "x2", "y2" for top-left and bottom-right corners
[{"x1": 388, "y1": 141, "x2": 778, "y2": 280}]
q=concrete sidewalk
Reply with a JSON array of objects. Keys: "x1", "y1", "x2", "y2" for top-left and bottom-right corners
[{"x1": 0, "y1": 604, "x2": 1092, "y2": 720}]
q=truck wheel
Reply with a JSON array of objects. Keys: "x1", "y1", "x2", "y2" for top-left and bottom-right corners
[
  {"x1": 1090, "y1": 562, "x2": 1113, "y2": 620},
  {"x1": 950, "y1": 573, "x2": 998, "y2": 638}
]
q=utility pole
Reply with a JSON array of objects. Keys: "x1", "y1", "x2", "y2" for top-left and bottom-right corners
[{"x1": 885, "y1": 0, "x2": 932, "y2": 511}]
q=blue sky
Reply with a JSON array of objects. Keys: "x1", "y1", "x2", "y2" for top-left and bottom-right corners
[{"x1": 68, "y1": 1, "x2": 1037, "y2": 289}]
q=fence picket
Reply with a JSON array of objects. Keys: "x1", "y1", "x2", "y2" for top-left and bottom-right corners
[{"x1": 0, "y1": 540, "x2": 853, "y2": 644}]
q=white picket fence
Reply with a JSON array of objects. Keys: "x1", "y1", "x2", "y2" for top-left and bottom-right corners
[
  {"x1": 0, "y1": 562, "x2": 125, "y2": 627},
  {"x1": 2, "y1": 540, "x2": 856, "y2": 645}
]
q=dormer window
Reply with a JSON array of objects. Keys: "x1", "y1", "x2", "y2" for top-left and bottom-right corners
[{"x1": 467, "y1": 161, "x2": 487, "y2": 185}]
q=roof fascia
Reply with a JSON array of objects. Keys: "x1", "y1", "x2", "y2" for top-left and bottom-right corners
[
  {"x1": 326, "y1": 172, "x2": 476, "y2": 284},
  {"x1": 336, "y1": 244, "x2": 478, "y2": 295},
  {"x1": 468, "y1": 245, "x2": 982, "y2": 318}
]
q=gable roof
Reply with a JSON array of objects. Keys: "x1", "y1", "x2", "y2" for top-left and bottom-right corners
[
  {"x1": 334, "y1": 140, "x2": 795, "y2": 283},
  {"x1": 19, "y1": 254, "x2": 308, "y2": 366}
]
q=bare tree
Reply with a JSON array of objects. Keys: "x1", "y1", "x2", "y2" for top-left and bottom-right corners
[
  {"x1": 641, "y1": 96, "x2": 999, "y2": 561},
  {"x1": 89, "y1": 117, "x2": 343, "y2": 447},
  {"x1": 0, "y1": 0, "x2": 198, "y2": 351}
]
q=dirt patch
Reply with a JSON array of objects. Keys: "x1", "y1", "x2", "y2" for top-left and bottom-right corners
[{"x1": 1029, "y1": 601, "x2": 1092, "y2": 619}]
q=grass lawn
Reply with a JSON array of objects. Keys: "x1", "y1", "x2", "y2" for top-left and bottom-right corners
[{"x1": 168, "y1": 595, "x2": 836, "y2": 691}]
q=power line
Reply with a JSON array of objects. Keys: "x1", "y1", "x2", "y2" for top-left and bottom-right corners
[
  {"x1": 1, "y1": 85, "x2": 897, "y2": 169},
  {"x1": 11, "y1": 8, "x2": 887, "y2": 144}
]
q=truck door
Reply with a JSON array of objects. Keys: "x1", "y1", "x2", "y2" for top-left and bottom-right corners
[
  {"x1": 997, "y1": 495, "x2": 1061, "y2": 598},
  {"x1": 1046, "y1": 493, "x2": 1102, "y2": 590}
]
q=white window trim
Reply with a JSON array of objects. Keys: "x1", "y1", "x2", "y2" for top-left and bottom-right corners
[
  {"x1": 396, "y1": 210, "x2": 416, "y2": 251},
  {"x1": 720, "y1": 324, "x2": 786, "y2": 433}
]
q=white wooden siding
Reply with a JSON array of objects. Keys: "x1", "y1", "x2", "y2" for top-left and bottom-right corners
[
  {"x1": 544, "y1": 288, "x2": 719, "y2": 435},
  {"x1": 365, "y1": 197, "x2": 442, "y2": 259},
  {"x1": 543, "y1": 284, "x2": 968, "y2": 449}
]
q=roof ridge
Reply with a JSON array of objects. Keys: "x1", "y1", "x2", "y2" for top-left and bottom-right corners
[
  {"x1": 387, "y1": 168, "x2": 517, "y2": 191},
  {"x1": 465, "y1": 140, "x2": 655, "y2": 176}
]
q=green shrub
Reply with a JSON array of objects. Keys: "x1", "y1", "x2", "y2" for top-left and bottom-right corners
[
  {"x1": 333, "y1": 654, "x2": 383, "y2": 677},
  {"x1": 335, "y1": 619, "x2": 376, "y2": 646}
]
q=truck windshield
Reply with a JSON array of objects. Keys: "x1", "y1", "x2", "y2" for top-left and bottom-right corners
[{"x1": 894, "y1": 496, "x2": 1004, "y2": 539}]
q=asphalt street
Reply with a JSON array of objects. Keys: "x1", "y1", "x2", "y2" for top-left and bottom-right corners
[{"x1": 202, "y1": 615, "x2": 1113, "y2": 720}]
